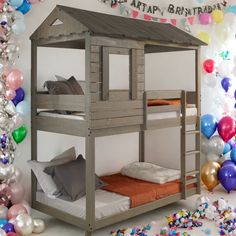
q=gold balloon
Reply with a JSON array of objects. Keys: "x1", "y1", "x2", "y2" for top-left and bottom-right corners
[
  {"x1": 33, "y1": 219, "x2": 45, "y2": 234},
  {"x1": 201, "y1": 161, "x2": 221, "y2": 191}
]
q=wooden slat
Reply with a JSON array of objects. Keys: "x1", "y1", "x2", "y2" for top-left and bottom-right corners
[
  {"x1": 90, "y1": 62, "x2": 100, "y2": 73},
  {"x1": 36, "y1": 94, "x2": 85, "y2": 111},
  {"x1": 90, "y1": 73, "x2": 100, "y2": 83},
  {"x1": 90, "y1": 53, "x2": 99, "y2": 63},
  {"x1": 137, "y1": 74, "x2": 145, "y2": 83},
  {"x1": 138, "y1": 83, "x2": 145, "y2": 91},
  {"x1": 146, "y1": 90, "x2": 182, "y2": 99},
  {"x1": 35, "y1": 116, "x2": 86, "y2": 136},
  {"x1": 90, "y1": 45, "x2": 100, "y2": 53},
  {"x1": 187, "y1": 91, "x2": 196, "y2": 104},
  {"x1": 130, "y1": 49, "x2": 138, "y2": 100},
  {"x1": 91, "y1": 116, "x2": 143, "y2": 129},
  {"x1": 109, "y1": 47, "x2": 130, "y2": 55},
  {"x1": 91, "y1": 109, "x2": 143, "y2": 120},
  {"x1": 91, "y1": 101, "x2": 143, "y2": 112},
  {"x1": 147, "y1": 105, "x2": 180, "y2": 114},
  {"x1": 102, "y1": 47, "x2": 109, "y2": 100}
]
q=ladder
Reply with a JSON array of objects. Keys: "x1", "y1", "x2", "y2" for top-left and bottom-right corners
[{"x1": 180, "y1": 90, "x2": 201, "y2": 199}]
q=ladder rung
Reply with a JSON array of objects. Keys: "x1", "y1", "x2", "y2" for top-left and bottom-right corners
[
  {"x1": 185, "y1": 150, "x2": 200, "y2": 156},
  {"x1": 186, "y1": 170, "x2": 199, "y2": 176},
  {"x1": 186, "y1": 130, "x2": 200, "y2": 135},
  {"x1": 186, "y1": 178, "x2": 198, "y2": 185}
]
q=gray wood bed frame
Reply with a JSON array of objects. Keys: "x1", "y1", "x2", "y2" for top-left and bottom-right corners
[{"x1": 30, "y1": 5, "x2": 205, "y2": 236}]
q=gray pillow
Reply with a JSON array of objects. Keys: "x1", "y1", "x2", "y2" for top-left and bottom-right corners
[{"x1": 44, "y1": 155, "x2": 106, "y2": 201}]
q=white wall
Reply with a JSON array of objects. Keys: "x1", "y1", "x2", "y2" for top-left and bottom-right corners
[{"x1": 16, "y1": 0, "x2": 200, "y2": 201}]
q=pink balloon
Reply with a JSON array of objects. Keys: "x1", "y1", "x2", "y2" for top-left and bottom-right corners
[
  {"x1": 199, "y1": 13, "x2": 212, "y2": 25},
  {"x1": 218, "y1": 116, "x2": 236, "y2": 142},
  {"x1": 19, "y1": 200, "x2": 31, "y2": 215},
  {"x1": 11, "y1": 114, "x2": 23, "y2": 129},
  {"x1": 6, "y1": 69, "x2": 23, "y2": 91},
  {"x1": 0, "y1": 183, "x2": 12, "y2": 207},
  {"x1": 7, "y1": 204, "x2": 27, "y2": 219},
  {"x1": 9, "y1": 168, "x2": 22, "y2": 183},
  {"x1": 10, "y1": 182, "x2": 25, "y2": 204},
  {"x1": 5, "y1": 89, "x2": 16, "y2": 100},
  {"x1": 7, "y1": 233, "x2": 17, "y2": 236}
]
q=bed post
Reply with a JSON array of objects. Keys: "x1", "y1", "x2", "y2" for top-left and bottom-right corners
[
  {"x1": 139, "y1": 131, "x2": 145, "y2": 162},
  {"x1": 195, "y1": 47, "x2": 201, "y2": 194},
  {"x1": 31, "y1": 40, "x2": 38, "y2": 206}
]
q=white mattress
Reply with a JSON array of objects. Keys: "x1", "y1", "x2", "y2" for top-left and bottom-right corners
[
  {"x1": 148, "y1": 107, "x2": 197, "y2": 120},
  {"x1": 36, "y1": 189, "x2": 130, "y2": 220}
]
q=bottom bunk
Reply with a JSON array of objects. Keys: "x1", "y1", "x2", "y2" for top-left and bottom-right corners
[{"x1": 35, "y1": 173, "x2": 196, "y2": 221}]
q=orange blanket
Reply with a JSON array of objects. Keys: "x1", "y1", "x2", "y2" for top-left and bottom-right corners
[
  {"x1": 148, "y1": 99, "x2": 180, "y2": 107},
  {"x1": 101, "y1": 174, "x2": 195, "y2": 208}
]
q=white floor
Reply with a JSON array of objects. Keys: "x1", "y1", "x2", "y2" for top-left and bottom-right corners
[{"x1": 31, "y1": 186, "x2": 233, "y2": 236}]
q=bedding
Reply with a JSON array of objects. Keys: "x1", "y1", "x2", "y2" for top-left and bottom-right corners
[
  {"x1": 148, "y1": 99, "x2": 181, "y2": 106},
  {"x1": 121, "y1": 162, "x2": 180, "y2": 184},
  {"x1": 36, "y1": 189, "x2": 130, "y2": 220},
  {"x1": 27, "y1": 147, "x2": 77, "y2": 197},
  {"x1": 101, "y1": 174, "x2": 195, "y2": 208},
  {"x1": 44, "y1": 155, "x2": 106, "y2": 201}
]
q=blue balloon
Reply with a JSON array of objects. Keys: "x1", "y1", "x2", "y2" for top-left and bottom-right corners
[
  {"x1": 2, "y1": 222, "x2": 15, "y2": 233},
  {"x1": 218, "y1": 165, "x2": 236, "y2": 193},
  {"x1": 221, "y1": 77, "x2": 231, "y2": 92},
  {"x1": 225, "y1": 5, "x2": 236, "y2": 14},
  {"x1": 12, "y1": 87, "x2": 25, "y2": 106},
  {"x1": 231, "y1": 147, "x2": 236, "y2": 164},
  {"x1": 17, "y1": 0, "x2": 32, "y2": 15},
  {"x1": 7, "y1": 0, "x2": 23, "y2": 8},
  {"x1": 201, "y1": 114, "x2": 217, "y2": 139},
  {"x1": 0, "y1": 219, "x2": 7, "y2": 228},
  {"x1": 223, "y1": 143, "x2": 232, "y2": 155}
]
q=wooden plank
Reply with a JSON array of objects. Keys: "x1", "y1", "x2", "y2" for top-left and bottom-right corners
[
  {"x1": 91, "y1": 109, "x2": 143, "y2": 120},
  {"x1": 137, "y1": 74, "x2": 145, "y2": 83},
  {"x1": 130, "y1": 49, "x2": 138, "y2": 100},
  {"x1": 90, "y1": 82, "x2": 101, "y2": 93},
  {"x1": 187, "y1": 91, "x2": 196, "y2": 104},
  {"x1": 146, "y1": 90, "x2": 182, "y2": 99},
  {"x1": 36, "y1": 94, "x2": 85, "y2": 111},
  {"x1": 147, "y1": 105, "x2": 180, "y2": 114},
  {"x1": 108, "y1": 47, "x2": 130, "y2": 55},
  {"x1": 90, "y1": 45, "x2": 100, "y2": 53},
  {"x1": 90, "y1": 62, "x2": 100, "y2": 73},
  {"x1": 91, "y1": 36, "x2": 144, "y2": 49},
  {"x1": 90, "y1": 73, "x2": 101, "y2": 83},
  {"x1": 90, "y1": 53, "x2": 99, "y2": 63},
  {"x1": 138, "y1": 83, "x2": 145, "y2": 91},
  {"x1": 91, "y1": 101, "x2": 143, "y2": 112},
  {"x1": 136, "y1": 64, "x2": 145, "y2": 74},
  {"x1": 35, "y1": 116, "x2": 86, "y2": 136},
  {"x1": 91, "y1": 116, "x2": 143, "y2": 129},
  {"x1": 102, "y1": 47, "x2": 109, "y2": 100}
]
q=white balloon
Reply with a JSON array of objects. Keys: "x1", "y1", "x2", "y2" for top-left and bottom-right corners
[
  {"x1": 0, "y1": 205, "x2": 8, "y2": 219},
  {"x1": 203, "y1": 73, "x2": 217, "y2": 88},
  {"x1": 208, "y1": 135, "x2": 225, "y2": 155},
  {"x1": 0, "y1": 229, "x2": 6, "y2": 236},
  {"x1": 201, "y1": 136, "x2": 209, "y2": 154},
  {"x1": 14, "y1": 213, "x2": 33, "y2": 236},
  {"x1": 20, "y1": 200, "x2": 31, "y2": 215},
  {"x1": 206, "y1": 153, "x2": 220, "y2": 162},
  {"x1": 5, "y1": 101, "x2": 16, "y2": 116},
  {"x1": 0, "y1": 165, "x2": 15, "y2": 181},
  {"x1": 33, "y1": 219, "x2": 45, "y2": 234}
]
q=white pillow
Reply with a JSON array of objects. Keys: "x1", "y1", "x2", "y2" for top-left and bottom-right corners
[
  {"x1": 121, "y1": 162, "x2": 180, "y2": 184},
  {"x1": 28, "y1": 147, "x2": 76, "y2": 197}
]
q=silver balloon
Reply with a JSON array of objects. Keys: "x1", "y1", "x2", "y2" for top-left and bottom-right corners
[
  {"x1": 14, "y1": 213, "x2": 33, "y2": 236},
  {"x1": 201, "y1": 136, "x2": 209, "y2": 154},
  {"x1": 0, "y1": 205, "x2": 8, "y2": 219},
  {"x1": 0, "y1": 164, "x2": 15, "y2": 181},
  {"x1": 206, "y1": 153, "x2": 220, "y2": 162},
  {"x1": 5, "y1": 101, "x2": 16, "y2": 116},
  {"x1": 0, "y1": 81, "x2": 6, "y2": 95},
  {"x1": 208, "y1": 135, "x2": 225, "y2": 156},
  {"x1": 0, "y1": 113, "x2": 9, "y2": 130},
  {"x1": 33, "y1": 219, "x2": 46, "y2": 234},
  {"x1": 0, "y1": 228, "x2": 6, "y2": 236}
]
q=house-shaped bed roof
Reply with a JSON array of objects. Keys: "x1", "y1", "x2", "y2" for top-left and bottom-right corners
[{"x1": 31, "y1": 5, "x2": 206, "y2": 49}]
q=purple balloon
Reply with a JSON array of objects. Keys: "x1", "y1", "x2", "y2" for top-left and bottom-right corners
[
  {"x1": 228, "y1": 139, "x2": 236, "y2": 149},
  {"x1": 218, "y1": 165, "x2": 236, "y2": 193},
  {"x1": 12, "y1": 87, "x2": 25, "y2": 106},
  {"x1": 221, "y1": 77, "x2": 231, "y2": 92},
  {"x1": 2, "y1": 222, "x2": 15, "y2": 233},
  {"x1": 222, "y1": 160, "x2": 235, "y2": 167}
]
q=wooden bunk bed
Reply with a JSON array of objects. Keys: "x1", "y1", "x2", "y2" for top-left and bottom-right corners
[{"x1": 30, "y1": 5, "x2": 205, "y2": 236}]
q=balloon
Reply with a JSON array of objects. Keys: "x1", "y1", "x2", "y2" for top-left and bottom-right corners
[
  {"x1": 228, "y1": 139, "x2": 236, "y2": 149},
  {"x1": 6, "y1": 70, "x2": 23, "y2": 91},
  {"x1": 203, "y1": 59, "x2": 215, "y2": 73},
  {"x1": 212, "y1": 9, "x2": 224, "y2": 24},
  {"x1": 19, "y1": 201, "x2": 30, "y2": 215},
  {"x1": 223, "y1": 142, "x2": 232, "y2": 155},
  {"x1": 0, "y1": 229, "x2": 6, "y2": 236},
  {"x1": 7, "y1": 204, "x2": 27, "y2": 220},
  {"x1": 230, "y1": 147, "x2": 236, "y2": 164},
  {"x1": 9, "y1": 183, "x2": 25, "y2": 204},
  {"x1": 197, "y1": 32, "x2": 210, "y2": 44},
  {"x1": 17, "y1": 0, "x2": 32, "y2": 14},
  {"x1": 13, "y1": 214, "x2": 33, "y2": 236},
  {"x1": 12, "y1": 125, "x2": 27, "y2": 144},
  {"x1": 201, "y1": 136, "x2": 209, "y2": 154},
  {"x1": 7, "y1": 233, "x2": 16, "y2": 236},
  {"x1": 222, "y1": 160, "x2": 235, "y2": 167},
  {"x1": 9, "y1": 168, "x2": 22, "y2": 183},
  {"x1": 12, "y1": 20, "x2": 26, "y2": 35},
  {"x1": 16, "y1": 101, "x2": 29, "y2": 116},
  {"x1": 5, "y1": 101, "x2": 16, "y2": 117},
  {"x1": 0, "y1": 81, "x2": 6, "y2": 95},
  {"x1": 203, "y1": 73, "x2": 217, "y2": 88},
  {"x1": 221, "y1": 77, "x2": 231, "y2": 92},
  {"x1": 11, "y1": 114, "x2": 23, "y2": 130},
  {"x1": 199, "y1": 13, "x2": 212, "y2": 25},
  {"x1": 208, "y1": 135, "x2": 225, "y2": 156},
  {"x1": 12, "y1": 88, "x2": 24, "y2": 106},
  {"x1": 7, "y1": 0, "x2": 23, "y2": 8},
  {"x1": 218, "y1": 165, "x2": 236, "y2": 193},
  {"x1": 32, "y1": 219, "x2": 45, "y2": 234},
  {"x1": 0, "y1": 206, "x2": 8, "y2": 219},
  {"x1": 206, "y1": 153, "x2": 220, "y2": 162},
  {"x1": 0, "y1": 219, "x2": 8, "y2": 228},
  {"x1": 2, "y1": 223, "x2": 15, "y2": 233},
  {"x1": 201, "y1": 161, "x2": 221, "y2": 191},
  {"x1": 201, "y1": 114, "x2": 217, "y2": 139},
  {"x1": 5, "y1": 90, "x2": 16, "y2": 101},
  {"x1": 0, "y1": 166, "x2": 15, "y2": 182},
  {"x1": 218, "y1": 116, "x2": 236, "y2": 142}
]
